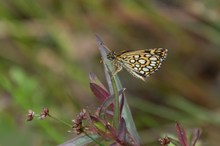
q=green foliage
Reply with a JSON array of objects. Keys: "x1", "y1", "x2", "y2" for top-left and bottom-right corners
[{"x1": 0, "y1": 0, "x2": 220, "y2": 145}]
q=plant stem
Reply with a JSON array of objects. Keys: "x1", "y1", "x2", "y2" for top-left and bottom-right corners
[
  {"x1": 111, "y1": 74, "x2": 120, "y2": 129},
  {"x1": 84, "y1": 132, "x2": 104, "y2": 146},
  {"x1": 49, "y1": 114, "x2": 72, "y2": 127}
]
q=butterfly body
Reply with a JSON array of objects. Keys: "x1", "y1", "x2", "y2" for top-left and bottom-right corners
[{"x1": 107, "y1": 48, "x2": 168, "y2": 81}]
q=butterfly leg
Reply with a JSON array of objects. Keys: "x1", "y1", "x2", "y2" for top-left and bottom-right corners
[
  {"x1": 111, "y1": 62, "x2": 123, "y2": 79},
  {"x1": 100, "y1": 57, "x2": 103, "y2": 63}
]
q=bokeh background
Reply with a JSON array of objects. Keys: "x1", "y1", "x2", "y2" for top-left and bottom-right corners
[{"x1": 0, "y1": 0, "x2": 220, "y2": 146}]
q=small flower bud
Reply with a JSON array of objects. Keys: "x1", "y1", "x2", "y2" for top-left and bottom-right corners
[
  {"x1": 39, "y1": 107, "x2": 50, "y2": 119},
  {"x1": 27, "y1": 110, "x2": 35, "y2": 121}
]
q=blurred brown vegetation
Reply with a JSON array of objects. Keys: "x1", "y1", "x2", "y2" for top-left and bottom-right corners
[{"x1": 0, "y1": 0, "x2": 220, "y2": 145}]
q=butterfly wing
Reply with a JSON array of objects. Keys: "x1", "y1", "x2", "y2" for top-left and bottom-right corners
[{"x1": 116, "y1": 48, "x2": 168, "y2": 80}]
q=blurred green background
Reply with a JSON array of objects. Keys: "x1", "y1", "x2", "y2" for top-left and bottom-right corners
[{"x1": 0, "y1": 0, "x2": 220, "y2": 146}]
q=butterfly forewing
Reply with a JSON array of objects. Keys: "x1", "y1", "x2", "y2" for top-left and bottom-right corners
[{"x1": 107, "y1": 48, "x2": 168, "y2": 81}]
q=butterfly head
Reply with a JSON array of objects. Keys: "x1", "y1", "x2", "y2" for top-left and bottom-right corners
[{"x1": 107, "y1": 51, "x2": 117, "y2": 61}]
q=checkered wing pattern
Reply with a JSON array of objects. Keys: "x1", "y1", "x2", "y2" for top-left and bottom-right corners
[{"x1": 107, "y1": 48, "x2": 168, "y2": 81}]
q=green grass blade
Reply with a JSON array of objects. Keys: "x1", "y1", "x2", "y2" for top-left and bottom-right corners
[
  {"x1": 95, "y1": 35, "x2": 140, "y2": 144},
  {"x1": 58, "y1": 134, "x2": 100, "y2": 146}
]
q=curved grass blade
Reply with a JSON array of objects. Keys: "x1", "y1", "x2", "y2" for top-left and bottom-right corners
[
  {"x1": 95, "y1": 34, "x2": 140, "y2": 144},
  {"x1": 58, "y1": 134, "x2": 100, "y2": 146}
]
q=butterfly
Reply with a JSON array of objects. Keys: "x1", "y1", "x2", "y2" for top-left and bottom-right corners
[{"x1": 107, "y1": 48, "x2": 168, "y2": 81}]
